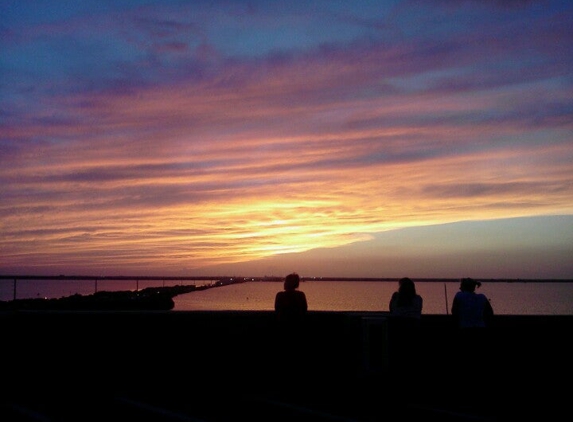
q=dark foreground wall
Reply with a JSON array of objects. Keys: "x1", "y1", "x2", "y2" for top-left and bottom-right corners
[
  {"x1": 3, "y1": 311, "x2": 571, "y2": 381},
  {"x1": 2, "y1": 311, "x2": 572, "y2": 419}
]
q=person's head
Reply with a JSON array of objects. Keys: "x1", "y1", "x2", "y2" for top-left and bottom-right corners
[
  {"x1": 284, "y1": 272, "x2": 300, "y2": 291},
  {"x1": 398, "y1": 277, "x2": 416, "y2": 296},
  {"x1": 460, "y1": 277, "x2": 481, "y2": 292}
]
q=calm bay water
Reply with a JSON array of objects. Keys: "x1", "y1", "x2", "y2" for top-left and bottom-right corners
[
  {"x1": 2, "y1": 278, "x2": 572, "y2": 315},
  {"x1": 173, "y1": 280, "x2": 573, "y2": 315}
]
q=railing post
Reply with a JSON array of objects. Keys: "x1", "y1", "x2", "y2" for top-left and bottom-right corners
[
  {"x1": 361, "y1": 316, "x2": 389, "y2": 374},
  {"x1": 13, "y1": 278, "x2": 17, "y2": 301},
  {"x1": 95, "y1": 278, "x2": 98, "y2": 293}
]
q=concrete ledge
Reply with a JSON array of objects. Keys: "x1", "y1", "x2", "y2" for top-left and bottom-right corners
[
  {"x1": 2, "y1": 311, "x2": 571, "y2": 420},
  {"x1": 3, "y1": 311, "x2": 570, "y2": 379}
]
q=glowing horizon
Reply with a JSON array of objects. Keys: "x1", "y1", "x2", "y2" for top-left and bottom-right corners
[{"x1": 1, "y1": 1, "x2": 572, "y2": 278}]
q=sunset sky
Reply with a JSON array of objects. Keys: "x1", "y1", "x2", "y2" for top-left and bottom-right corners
[{"x1": 1, "y1": 0, "x2": 572, "y2": 279}]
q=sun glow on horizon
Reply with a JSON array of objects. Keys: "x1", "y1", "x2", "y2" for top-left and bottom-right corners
[{"x1": 1, "y1": 1, "x2": 572, "y2": 277}]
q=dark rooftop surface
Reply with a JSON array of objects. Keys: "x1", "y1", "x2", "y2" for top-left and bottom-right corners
[{"x1": 2, "y1": 310, "x2": 570, "y2": 421}]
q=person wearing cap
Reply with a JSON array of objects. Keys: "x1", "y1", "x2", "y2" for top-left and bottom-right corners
[
  {"x1": 451, "y1": 277, "x2": 494, "y2": 371},
  {"x1": 451, "y1": 277, "x2": 494, "y2": 329}
]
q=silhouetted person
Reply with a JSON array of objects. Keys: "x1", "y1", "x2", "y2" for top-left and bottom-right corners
[
  {"x1": 451, "y1": 277, "x2": 494, "y2": 372},
  {"x1": 273, "y1": 273, "x2": 308, "y2": 380},
  {"x1": 451, "y1": 277, "x2": 493, "y2": 329},
  {"x1": 388, "y1": 277, "x2": 423, "y2": 377},
  {"x1": 274, "y1": 272, "x2": 308, "y2": 324},
  {"x1": 389, "y1": 277, "x2": 423, "y2": 319}
]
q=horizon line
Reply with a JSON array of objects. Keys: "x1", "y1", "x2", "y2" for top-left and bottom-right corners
[{"x1": 1, "y1": 275, "x2": 572, "y2": 282}]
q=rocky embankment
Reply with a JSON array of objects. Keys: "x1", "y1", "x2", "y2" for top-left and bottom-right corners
[{"x1": 0, "y1": 284, "x2": 201, "y2": 311}]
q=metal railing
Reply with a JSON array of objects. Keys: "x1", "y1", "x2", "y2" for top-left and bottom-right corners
[{"x1": 0, "y1": 275, "x2": 218, "y2": 301}]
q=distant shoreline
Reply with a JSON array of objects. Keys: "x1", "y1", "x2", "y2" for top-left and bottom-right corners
[
  {"x1": 2, "y1": 277, "x2": 572, "y2": 311},
  {"x1": 0, "y1": 284, "x2": 203, "y2": 311},
  {"x1": 1, "y1": 275, "x2": 571, "y2": 283}
]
